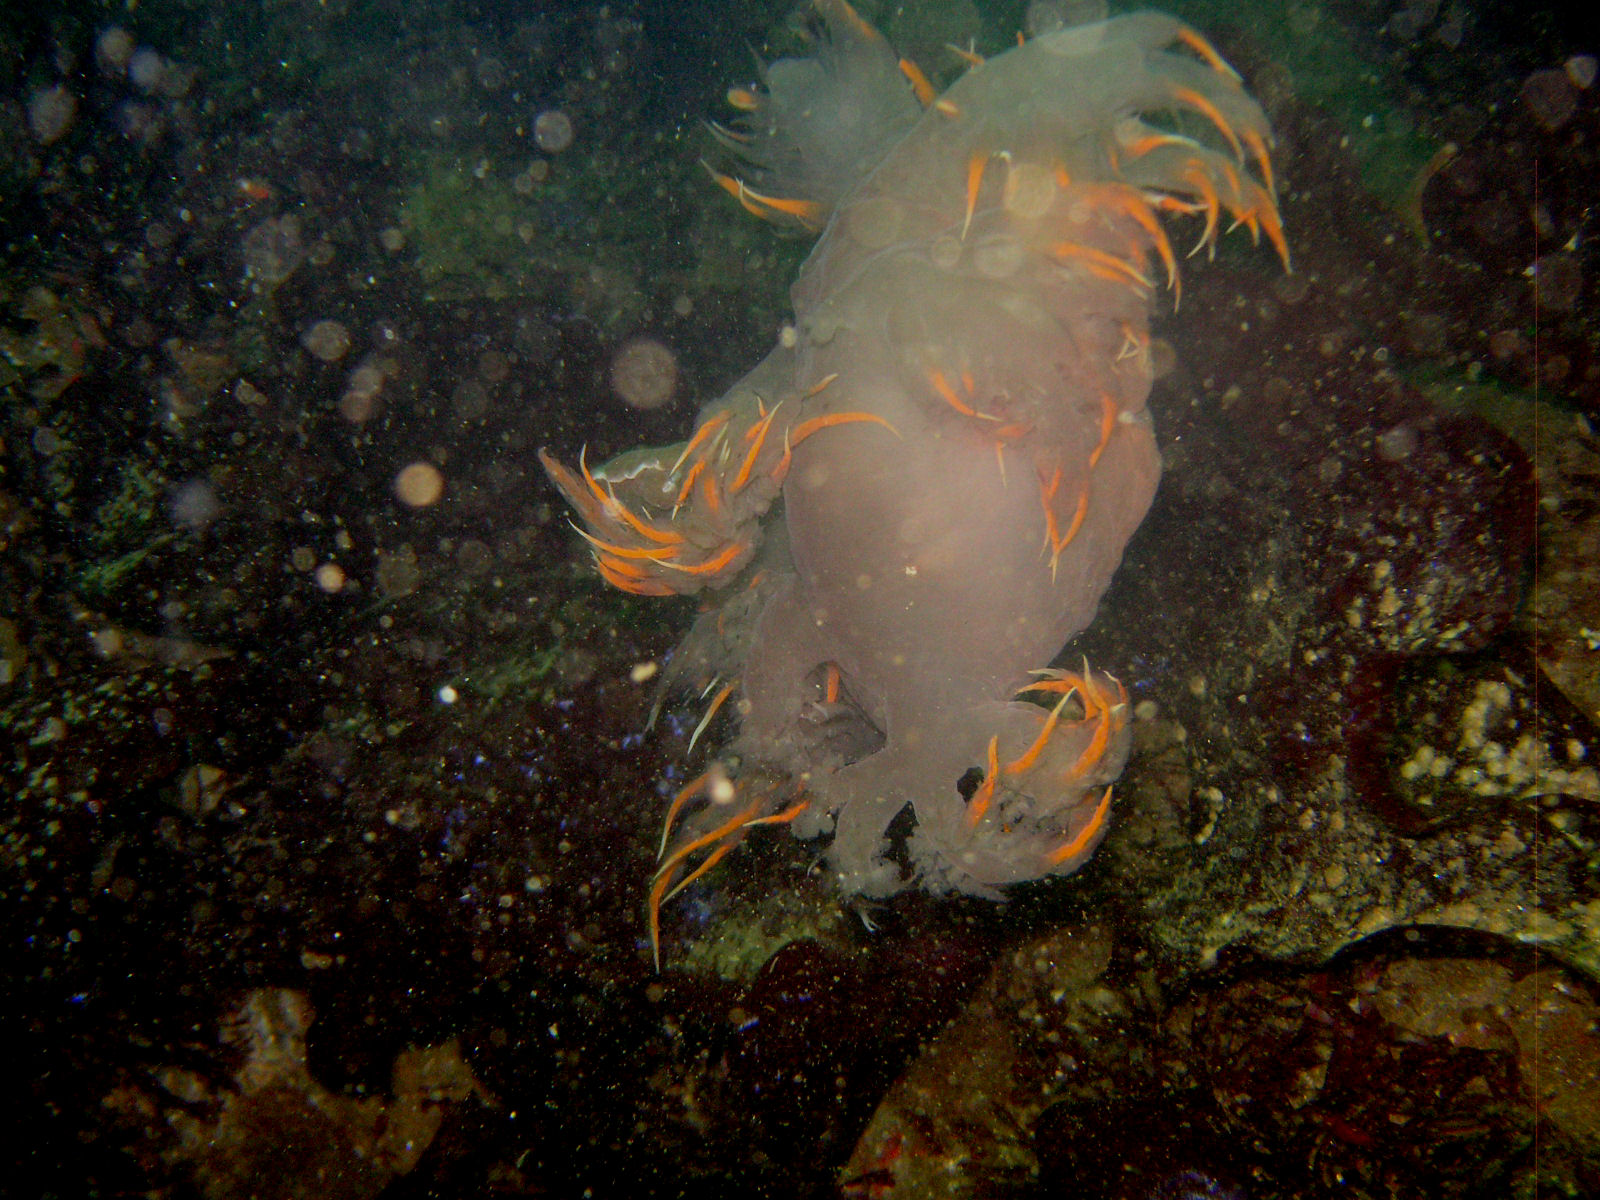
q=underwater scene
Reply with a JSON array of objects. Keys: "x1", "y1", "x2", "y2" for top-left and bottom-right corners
[{"x1": 4, "y1": 0, "x2": 1600, "y2": 1195}]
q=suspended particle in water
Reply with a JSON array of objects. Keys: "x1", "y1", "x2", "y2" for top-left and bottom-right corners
[
  {"x1": 168, "y1": 477, "x2": 221, "y2": 529},
  {"x1": 96, "y1": 27, "x2": 135, "y2": 73},
  {"x1": 27, "y1": 85, "x2": 77, "y2": 144},
  {"x1": 609, "y1": 337, "x2": 678, "y2": 410},
  {"x1": 340, "y1": 359, "x2": 385, "y2": 422},
  {"x1": 534, "y1": 109, "x2": 574, "y2": 153},
  {"x1": 394, "y1": 462, "x2": 445, "y2": 507},
  {"x1": 127, "y1": 47, "x2": 167, "y2": 92},
  {"x1": 301, "y1": 319, "x2": 351, "y2": 362}
]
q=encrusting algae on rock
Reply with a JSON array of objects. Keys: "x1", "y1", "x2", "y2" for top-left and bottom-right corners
[{"x1": 539, "y1": 1, "x2": 1289, "y2": 967}]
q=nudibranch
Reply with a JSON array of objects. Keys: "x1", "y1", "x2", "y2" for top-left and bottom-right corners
[{"x1": 539, "y1": 1, "x2": 1287, "y2": 966}]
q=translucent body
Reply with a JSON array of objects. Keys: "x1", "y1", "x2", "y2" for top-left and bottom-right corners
[{"x1": 543, "y1": 3, "x2": 1285, "y2": 908}]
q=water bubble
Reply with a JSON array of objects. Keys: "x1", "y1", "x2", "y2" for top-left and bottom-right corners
[
  {"x1": 339, "y1": 359, "x2": 385, "y2": 422},
  {"x1": 1401, "y1": 311, "x2": 1448, "y2": 357},
  {"x1": 1434, "y1": 5, "x2": 1466, "y2": 49},
  {"x1": 113, "y1": 100, "x2": 158, "y2": 142},
  {"x1": 342, "y1": 126, "x2": 376, "y2": 160},
  {"x1": 534, "y1": 110, "x2": 574, "y2": 153},
  {"x1": 95, "y1": 27, "x2": 135, "y2": 73},
  {"x1": 452, "y1": 378, "x2": 491, "y2": 421},
  {"x1": 375, "y1": 545, "x2": 421, "y2": 598},
  {"x1": 27, "y1": 85, "x2": 77, "y2": 144},
  {"x1": 339, "y1": 391, "x2": 375, "y2": 423},
  {"x1": 127, "y1": 47, "x2": 167, "y2": 92},
  {"x1": 609, "y1": 337, "x2": 678, "y2": 410},
  {"x1": 1389, "y1": 0, "x2": 1441, "y2": 42},
  {"x1": 156, "y1": 61, "x2": 197, "y2": 100},
  {"x1": 475, "y1": 55, "x2": 507, "y2": 90},
  {"x1": 1532, "y1": 254, "x2": 1584, "y2": 313},
  {"x1": 1521, "y1": 68, "x2": 1578, "y2": 131},
  {"x1": 456, "y1": 539, "x2": 493, "y2": 575},
  {"x1": 168, "y1": 478, "x2": 221, "y2": 529},
  {"x1": 241, "y1": 215, "x2": 305, "y2": 289},
  {"x1": 1488, "y1": 329, "x2": 1526, "y2": 361},
  {"x1": 301, "y1": 319, "x2": 351, "y2": 362},
  {"x1": 1376, "y1": 423, "x2": 1419, "y2": 463},
  {"x1": 477, "y1": 349, "x2": 511, "y2": 384},
  {"x1": 394, "y1": 462, "x2": 445, "y2": 507},
  {"x1": 1026, "y1": 0, "x2": 1107, "y2": 35}
]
